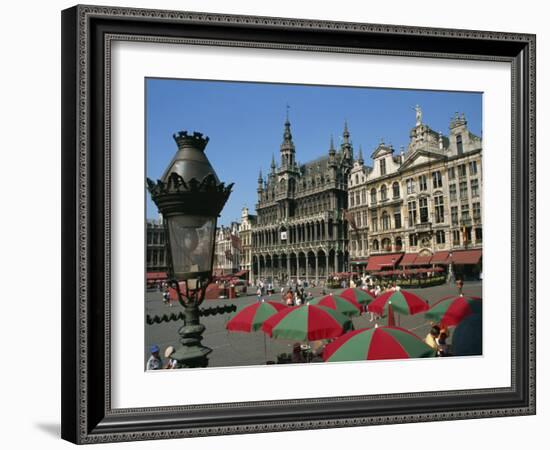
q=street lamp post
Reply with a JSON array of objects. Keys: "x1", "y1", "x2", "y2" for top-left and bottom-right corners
[{"x1": 147, "y1": 131, "x2": 233, "y2": 368}]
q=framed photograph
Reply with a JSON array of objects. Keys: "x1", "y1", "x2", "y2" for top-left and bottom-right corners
[{"x1": 61, "y1": 4, "x2": 536, "y2": 444}]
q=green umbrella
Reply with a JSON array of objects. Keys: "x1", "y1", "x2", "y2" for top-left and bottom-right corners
[
  {"x1": 226, "y1": 301, "x2": 287, "y2": 332},
  {"x1": 262, "y1": 304, "x2": 353, "y2": 341},
  {"x1": 309, "y1": 294, "x2": 362, "y2": 316},
  {"x1": 425, "y1": 295, "x2": 481, "y2": 327},
  {"x1": 339, "y1": 287, "x2": 375, "y2": 305},
  {"x1": 323, "y1": 326, "x2": 436, "y2": 362}
]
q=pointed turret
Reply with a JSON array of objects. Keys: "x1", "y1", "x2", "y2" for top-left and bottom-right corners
[
  {"x1": 257, "y1": 169, "x2": 263, "y2": 193},
  {"x1": 270, "y1": 153, "x2": 276, "y2": 172},
  {"x1": 328, "y1": 135, "x2": 337, "y2": 166},
  {"x1": 343, "y1": 120, "x2": 350, "y2": 144},
  {"x1": 280, "y1": 115, "x2": 296, "y2": 170},
  {"x1": 357, "y1": 145, "x2": 364, "y2": 165},
  {"x1": 341, "y1": 121, "x2": 353, "y2": 161}
]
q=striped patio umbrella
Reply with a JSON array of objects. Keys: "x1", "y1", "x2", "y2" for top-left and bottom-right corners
[
  {"x1": 262, "y1": 304, "x2": 353, "y2": 341},
  {"x1": 323, "y1": 326, "x2": 436, "y2": 362},
  {"x1": 425, "y1": 295, "x2": 482, "y2": 327},
  {"x1": 226, "y1": 300, "x2": 287, "y2": 332},
  {"x1": 309, "y1": 294, "x2": 362, "y2": 317},
  {"x1": 339, "y1": 287, "x2": 375, "y2": 305},
  {"x1": 367, "y1": 289, "x2": 429, "y2": 316}
]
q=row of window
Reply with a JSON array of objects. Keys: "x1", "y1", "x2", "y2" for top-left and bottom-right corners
[
  {"x1": 450, "y1": 202, "x2": 482, "y2": 225},
  {"x1": 366, "y1": 198, "x2": 481, "y2": 232},
  {"x1": 146, "y1": 232, "x2": 165, "y2": 246},
  {"x1": 449, "y1": 178, "x2": 480, "y2": 201},
  {"x1": 350, "y1": 161, "x2": 479, "y2": 208},
  {"x1": 362, "y1": 227, "x2": 483, "y2": 253}
]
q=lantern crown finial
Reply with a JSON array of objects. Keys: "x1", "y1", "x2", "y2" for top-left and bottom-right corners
[{"x1": 173, "y1": 130, "x2": 210, "y2": 151}]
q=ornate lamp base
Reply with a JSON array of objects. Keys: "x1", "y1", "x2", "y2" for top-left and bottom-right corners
[{"x1": 172, "y1": 304, "x2": 212, "y2": 368}]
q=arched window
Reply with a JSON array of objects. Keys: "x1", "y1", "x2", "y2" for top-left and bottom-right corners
[
  {"x1": 382, "y1": 238, "x2": 392, "y2": 252},
  {"x1": 370, "y1": 188, "x2": 377, "y2": 204},
  {"x1": 380, "y1": 184, "x2": 387, "y2": 201},
  {"x1": 395, "y1": 237, "x2": 403, "y2": 251},
  {"x1": 381, "y1": 211, "x2": 390, "y2": 230},
  {"x1": 372, "y1": 239, "x2": 379, "y2": 251},
  {"x1": 392, "y1": 182, "x2": 400, "y2": 198}
]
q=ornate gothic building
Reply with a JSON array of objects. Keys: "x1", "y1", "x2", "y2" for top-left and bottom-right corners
[{"x1": 250, "y1": 118, "x2": 353, "y2": 284}]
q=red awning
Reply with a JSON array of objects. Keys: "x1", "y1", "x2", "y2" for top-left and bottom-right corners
[
  {"x1": 366, "y1": 253, "x2": 403, "y2": 271},
  {"x1": 451, "y1": 249, "x2": 482, "y2": 264},
  {"x1": 399, "y1": 253, "x2": 417, "y2": 266},
  {"x1": 234, "y1": 270, "x2": 249, "y2": 277},
  {"x1": 146, "y1": 272, "x2": 167, "y2": 281},
  {"x1": 412, "y1": 254, "x2": 432, "y2": 266},
  {"x1": 431, "y1": 251, "x2": 450, "y2": 264}
]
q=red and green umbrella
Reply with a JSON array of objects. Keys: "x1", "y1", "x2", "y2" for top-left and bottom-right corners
[
  {"x1": 367, "y1": 289, "x2": 429, "y2": 316},
  {"x1": 339, "y1": 288, "x2": 375, "y2": 305},
  {"x1": 425, "y1": 295, "x2": 482, "y2": 327},
  {"x1": 262, "y1": 304, "x2": 353, "y2": 341},
  {"x1": 226, "y1": 301, "x2": 287, "y2": 332},
  {"x1": 323, "y1": 326, "x2": 436, "y2": 362},
  {"x1": 309, "y1": 294, "x2": 362, "y2": 316}
]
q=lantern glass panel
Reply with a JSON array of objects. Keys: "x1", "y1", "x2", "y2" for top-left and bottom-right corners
[{"x1": 166, "y1": 215, "x2": 216, "y2": 279}]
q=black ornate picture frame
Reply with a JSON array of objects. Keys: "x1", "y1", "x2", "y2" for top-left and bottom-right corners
[{"x1": 61, "y1": 5, "x2": 536, "y2": 444}]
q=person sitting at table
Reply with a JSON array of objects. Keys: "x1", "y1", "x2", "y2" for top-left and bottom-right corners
[
  {"x1": 424, "y1": 325, "x2": 441, "y2": 350},
  {"x1": 291, "y1": 343, "x2": 305, "y2": 363}
]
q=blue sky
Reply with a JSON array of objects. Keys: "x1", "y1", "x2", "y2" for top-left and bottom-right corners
[{"x1": 146, "y1": 78, "x2": 482, "y2": 226}]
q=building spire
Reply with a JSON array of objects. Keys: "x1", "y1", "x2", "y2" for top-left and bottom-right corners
[
  {"x1": 357, "y1": 145, "x2": 364, "y2": 164},
  {"x1": 258, "y1": 168, "x2": 263, "y2": 183},
  {"x1": 280, "y1": 109, "x2": 296, "y2": 170},
  {"x1": 343, "y1": 120, "x2": 350, "y2": 144},
  {"x1": 270, "y1": 153, "x2": 276, "y2": 172},
  {"x1": 329, "y1": 135, "x2": 335, "y2": 154}
]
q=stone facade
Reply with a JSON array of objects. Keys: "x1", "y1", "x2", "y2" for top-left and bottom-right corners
[
  {"x1": 348, "y1": 110, "x2": 483, "y2": 269},
  {"x1": 213, "y1": 222, "x2": 241, "y2": 275},
  {"x1": 250, "y1": 118, "x2": 353, "y2": 285},
  {"x1": 238, "y1": 207, "x2": 256, "y2": 283},
  {"x1": 146, "y1": 217, "x2": 167, "y2": 273}
]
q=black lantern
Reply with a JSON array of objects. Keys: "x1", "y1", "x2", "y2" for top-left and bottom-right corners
[{"x1": 147, "y1": 131, "x2": 232, "y2": 368}]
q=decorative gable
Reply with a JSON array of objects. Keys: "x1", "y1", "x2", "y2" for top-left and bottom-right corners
[{"x1": 400, "y1": 149, "x2": 446, "y2": 171}]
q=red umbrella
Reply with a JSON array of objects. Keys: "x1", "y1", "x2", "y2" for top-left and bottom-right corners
[
  {"x1": 339, "y1": 287, "x2": 375, "y2": 306},
  {"x1": 226, "y1": 301, "x2": 287, "y2": 332},
  {"x1": 262, "y1": 304, "x2": 353, "y2": 341},
  {"x1": 226, "y1": 301, "x2": 288, "y2": 362},
  {"x1": 323, "y1": 326, "x2": 436, "y2": 362},
  {"x1": 309, "y1": 294, "x2": 362, "y2": 316},
  {"x1": 368, "y1": 289, "x2": 429, "y2": 316},
  {"x1": 425, "y1": 295, "x2": 482, "y2": 327}
]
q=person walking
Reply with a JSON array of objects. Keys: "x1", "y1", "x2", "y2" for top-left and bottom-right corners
[
  {"x1": 456, "y1": 278, "x2": 464, "y2": 296},
  {"x1": 285, "y1": 289, "x2": 294, "y2": 306},
  {"x1": 146, "y1": 344, "x2": 163, "y2": 370}
]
